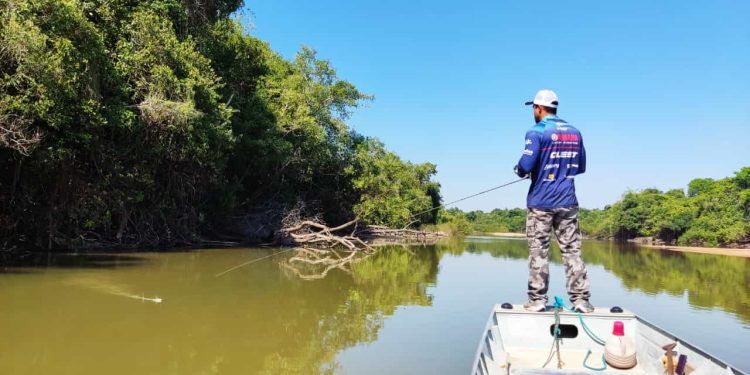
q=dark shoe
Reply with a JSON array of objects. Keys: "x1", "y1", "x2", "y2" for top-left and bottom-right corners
[
  {"x1": 572, "y1": 300, "x2": 594, "y2": 313},
  {"x1": 523, "y1": 299, "x2": 547, "y2": 312}
]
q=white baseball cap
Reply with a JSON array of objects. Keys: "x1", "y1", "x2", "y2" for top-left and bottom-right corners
[{"x1": 525, "y1": 89, "x2": 559, "y2": 108}]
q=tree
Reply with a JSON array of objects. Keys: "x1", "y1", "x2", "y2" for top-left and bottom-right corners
[
  {"x1": 349, "y1": 138, "x2": 438, "y2": 228},
  {"x1": 688, "y1": 178, "x2": 714, "y2": 197},
  {"x1": 734, "y1": 167, "x2": 750, "y2": 190}
]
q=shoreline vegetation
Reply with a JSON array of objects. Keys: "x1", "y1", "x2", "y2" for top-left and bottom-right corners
[
  {"x1": 0, "y1": 0, "x2": 443, "y2": 253},
  {"x1": 442, "y1": 167, "x2": 750, "y2": 251}
]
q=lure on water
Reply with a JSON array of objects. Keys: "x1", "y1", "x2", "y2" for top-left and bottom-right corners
[
  {"x1": 140, "y1": 295, "x2": 163, "y2": 303},
  {"x1": 65, "y1": 277, "x2": 163, "y2": 304}
]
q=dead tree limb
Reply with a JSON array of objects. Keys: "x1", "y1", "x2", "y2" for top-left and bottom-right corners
[{"x1": 275, "y1": 207, "x2": 445, "y2": 281}]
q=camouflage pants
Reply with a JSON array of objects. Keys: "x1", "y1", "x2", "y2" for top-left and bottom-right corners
[{"x1": 526, "y1": 207, "x2": 590, "y2": 303}]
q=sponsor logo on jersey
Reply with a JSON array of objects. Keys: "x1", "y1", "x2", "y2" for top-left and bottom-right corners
[
  {"x1": 567, "y1": 163, "x2": 579, "y2": 168},
  {"x1": 525, "y1": 139, "x2": 532, "y2": 145},
  {"x1": 550, "y1": 151, "x2": 578, "y2": 159},
  {"x1": 544, "y1": 163, "x2": 559, "y2": 170},
  {"x1": 560, "y1": 134, "x2": 579, "y2": 142},
  {"x1": 551, "y1": 133, "x2": 578, "y2": 142},
  {"x1": 523, "y1": 149, "x2": 534, "y2": 156}
]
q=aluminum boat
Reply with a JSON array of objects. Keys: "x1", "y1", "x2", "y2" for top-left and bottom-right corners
[{"x1": 471, "y1": 303, "x2": 746, "y2": 375}]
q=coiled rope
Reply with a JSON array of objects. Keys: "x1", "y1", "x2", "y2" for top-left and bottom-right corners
[{"x1": 542, "y1": 296, "x2": 608, "y2": 371}]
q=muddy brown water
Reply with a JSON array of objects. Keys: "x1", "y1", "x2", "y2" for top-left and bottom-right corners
[{"x1": 1, "y1": 237, "x2": 748, "y2": 374}]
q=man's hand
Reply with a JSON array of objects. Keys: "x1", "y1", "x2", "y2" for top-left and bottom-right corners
[{"x1": 514, "y1": 165, "x2": 529, "y2": 178}]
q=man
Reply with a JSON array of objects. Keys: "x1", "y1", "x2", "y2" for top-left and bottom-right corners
[{"x1": 514, "y1": 89, "x2": 593, "y2": 313}]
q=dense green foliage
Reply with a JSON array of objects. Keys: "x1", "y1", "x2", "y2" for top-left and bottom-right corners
[
  {"x1": 444, "y1": 168, "x2": 750, "y2": 247},
  {"x1": 0, "y1": 0, "x2": 440, "y2": 249},
  {"x1": 424, "y1": 208, "x2": 471, "y2": 236},
  {"x1": 462, "y1": 208, "x2": 526, "y2": 233},
  {"x1": 580, "y1": 168, "x2": 750, "y2": 246}
]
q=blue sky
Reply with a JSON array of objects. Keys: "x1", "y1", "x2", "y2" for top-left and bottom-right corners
[{"x1": 241, "y1": 0, "x2": 750, "y2": 210}]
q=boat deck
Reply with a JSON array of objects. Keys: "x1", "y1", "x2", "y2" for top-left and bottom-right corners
[{"x1": 505, "y1": 347, "x2": 646, "y2": 374}]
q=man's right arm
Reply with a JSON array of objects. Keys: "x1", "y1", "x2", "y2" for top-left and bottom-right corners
[{"x1": 515, "y1": 131, "x2": 541, "y2": 177}]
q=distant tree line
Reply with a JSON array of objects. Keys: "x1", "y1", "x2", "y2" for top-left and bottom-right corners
[
  {"x1": 580, "y1": 167, "x2": 750, "y2": 246},
  {"x1": 444, "y1": 167, "x2": 750, "y2": 247},
  {"x1": 438, "y1": 208, "x2": 526, "y2": 235},
  {"x1": 0, "y1": 0, "x2": 440, "y2": 250}
]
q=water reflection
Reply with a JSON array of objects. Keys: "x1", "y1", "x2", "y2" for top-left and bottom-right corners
[
  {"x1": 260, "y1": 247, "x2": 438, "y2": 374},
  {"x1": 457, "y1": 237, "x2": 750, "y2": 323},
  {"x1": 260, "y1": 239, "x2": 750, "y2": 372}
]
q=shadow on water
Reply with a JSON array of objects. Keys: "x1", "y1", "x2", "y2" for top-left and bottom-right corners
[
  {"x1": 0, "y1": 268, "x2": 39, "y2": 275},
  {"x1": 0, "y1": 252, "x2": 150, "y2": 272},
  {"x1": 452, "y1": 236, "x2": 750, "y2": 324}
]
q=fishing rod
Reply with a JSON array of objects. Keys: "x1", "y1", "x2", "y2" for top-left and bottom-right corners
[{"x1": 409, "y1": 177, "x2": 528, "y2": 219}]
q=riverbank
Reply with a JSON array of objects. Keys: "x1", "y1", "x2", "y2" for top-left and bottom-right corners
[
  {"x1": 479, "y1": 232, "x2": 750, "y2": 258},
  {"x1": 641, "y1": 244, "x2": 750, "y2": 258},
  {"x1": 627, "y1": 236, "x2": 750, "y2": 257}
]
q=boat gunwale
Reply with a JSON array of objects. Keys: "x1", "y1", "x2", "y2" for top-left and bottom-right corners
[
  {"x1": 471, "y1": 305, "x2": 500, "y2": 375},
  {"x1": 635, "y1": 315, "x2": 747, "y2": 375}
]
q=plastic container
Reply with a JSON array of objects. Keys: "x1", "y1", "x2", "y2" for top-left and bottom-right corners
[{"x1": 604, "y1": 321, "x2": 637, "y2": 369}]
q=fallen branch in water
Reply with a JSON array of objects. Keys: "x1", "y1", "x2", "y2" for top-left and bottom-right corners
[
  {"x1": 275, "y1": 207, "x2": 376, "y2": 252},
  {"x1": 213, "y1": 204, "x2": 444, "y2": 278},
  {"x1": 362, "y1": 225, "x2": 447, "y2": 243},
  {"x1": 275, "y1": 210, "x2": 446, "y2": 280},
  {"x1": 276, "y1": 212, "x2": 374, "y2": 280}
]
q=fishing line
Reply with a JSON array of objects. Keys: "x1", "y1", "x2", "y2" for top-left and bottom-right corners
[{"x1": 214, "y1": 248, "x2": 296, "y2": 277}]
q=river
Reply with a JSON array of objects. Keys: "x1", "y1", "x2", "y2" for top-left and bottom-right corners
[{"x1": 1, "y1": 237, "x2": 748, "y2": 374}]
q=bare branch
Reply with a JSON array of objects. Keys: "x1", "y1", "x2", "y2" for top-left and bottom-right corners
[{"x1": 0, "y1": 114, "x2": 42, "y2": 155}]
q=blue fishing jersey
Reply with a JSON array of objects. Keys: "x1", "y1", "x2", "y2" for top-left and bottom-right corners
[{"x1": 515, "y1": 115, "x2": 586, "y2": 209}]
